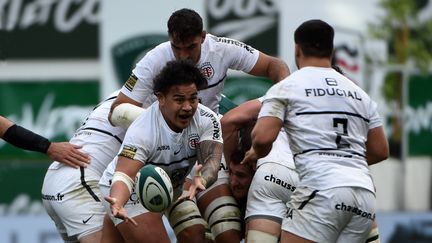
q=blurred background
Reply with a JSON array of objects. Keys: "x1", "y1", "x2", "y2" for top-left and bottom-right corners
[{"x1": 0, "y1": 0, "x2": 431, "y2": 242}]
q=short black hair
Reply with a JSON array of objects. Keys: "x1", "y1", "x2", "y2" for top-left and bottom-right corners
[
  {"x1": 167, "y1": 8, "x2": 203, "y2": 42},
  {"x1": 294, "y1": 19, "x2": 334, "y2": 58},
  {"x1": 153, "y1": 60, "x2": 208, "y2": 95}
]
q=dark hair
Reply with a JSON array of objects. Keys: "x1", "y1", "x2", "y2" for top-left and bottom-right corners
[
  {"x1": 153, "y1": 60, "x2": 207, "y2": 95},
  {"x1": 167, "y1": 8, "x2": 203, "y2": 42},
  {"x1": 294, "y1": 19, "x2": 334, "y2": 58}
]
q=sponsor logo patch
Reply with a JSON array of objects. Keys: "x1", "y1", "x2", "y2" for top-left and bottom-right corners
[
  {"x1": 119, "y1": 145, "x2": 137, "y2": 159},
  {"x1": 124, "y1": 74, "x2": 138, "y2": 91}
]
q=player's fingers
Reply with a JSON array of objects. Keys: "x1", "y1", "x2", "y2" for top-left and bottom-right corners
[
  {"x1": 126, "y1": 216, "x2": 138, "y2": 226},
  {"x1": 179, "y1": 191, "x2": 192, "y2": 200},
  {"x1": 72, "y1": 151, "x2": 90, "y2": 164},
  {"x1": 105, "y1": 196, "x2": 117, "y2": 205},
  {"x1": 70, "y1": 143, "x2": 83, "y2": 149},
  {"x1": 60, "y1": 158, "x2": 79, "y2": 169}
]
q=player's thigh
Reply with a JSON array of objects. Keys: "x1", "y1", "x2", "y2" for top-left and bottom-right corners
[
  {"x1": 166, "y1": 197, "x2": 206, "y2": 240},
  {"x1": 117, "y1": 212, "x2": 170, "y2": 243},
  {"x1": 336, "y1": 188, "x2": 376, "y2": 243},
  {"x1": 101, "y1": 214, "x2": 125, "y2": 243},
  {"x1": 246, "y1": 163, "x2": 298, "y2": 223},
  {"x1": 282, "y1": 187, "x2": 340, "y2": 242},
  {"x1": 42, "y1": 169, "x2": 105, "y2": 241},
  {"x1": 283, "y1": 187, "x2": 375, "y2": 242},
  {"x1": 198, "y1": 181, "x2": 242, "y2": 242}
]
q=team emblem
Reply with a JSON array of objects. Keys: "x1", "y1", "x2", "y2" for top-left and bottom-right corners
[
  {"x1": 188, "y1": 134, "x2": 199, "y2": 149},
  {"x1": 200, "y1": 62, "x2": 214, "y2": 79}
]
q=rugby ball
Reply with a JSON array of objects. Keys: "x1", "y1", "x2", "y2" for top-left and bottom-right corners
[{"x1": 135, "y1": 164, "x2": 173, "y2": 212}]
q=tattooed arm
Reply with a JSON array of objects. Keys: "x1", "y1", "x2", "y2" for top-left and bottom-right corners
[{"x1": 196, "y1": 140, "x2": 223, "y2": 188}]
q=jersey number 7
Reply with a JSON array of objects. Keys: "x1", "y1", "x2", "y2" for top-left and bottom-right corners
[{"x1": 333, "y1": 118, "x2": 350, "y2": 148}]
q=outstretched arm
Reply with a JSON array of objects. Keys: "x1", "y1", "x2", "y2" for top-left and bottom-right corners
[
  {"x1": 241, "y1": 116, "x2": 282, "y2": 166},
  {"x1": 183, "y1": 140, "x2": 223, "y2": 200},
  {"x1": 221, "y1": 99, "x2": 261, "y2": 166},
  {"x1": 106, "y1": 156, "x2": 143, "y2": 225},
  {"x1": 1, "y1": 116, "x2": 90, "y2": 168},
  {"x1": 197, "y1": 140, "x2": 223, "y2": 188}
]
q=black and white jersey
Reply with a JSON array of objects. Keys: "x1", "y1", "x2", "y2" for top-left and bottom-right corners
[
  {"x1": 101, "y1": 102, "x2": 223, "y2": 195},
  {"x1": 48, "y1": 90, "x2": 127, "y2": 177},
  {"x1": 259, "y1": 67, "x2": 382, "y2": 192},
  {"x1": 120, "y1": 34, "x2": 259, "y2": 113}
]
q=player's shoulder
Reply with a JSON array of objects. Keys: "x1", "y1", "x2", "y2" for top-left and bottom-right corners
[
  {"x1": 205, "y1": 33, "x2": 255, "y2": 53},
  {"x1": 195, "y1": 104, "x2": 218, "y2": 119},
  {"x1": 137, "y1": 41, "x2": 173, "y2": 65}
]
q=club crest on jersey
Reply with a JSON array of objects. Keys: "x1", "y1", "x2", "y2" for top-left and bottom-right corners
[
  {"x1": 188, "y1": 134, "x2": 199, "y2": 149},
  {"x1": 120, "y1": 145, "x2": 137, "y2": 159},
  {"x1": 200, "y1": 62, "x2": 214, "y2": 80}
]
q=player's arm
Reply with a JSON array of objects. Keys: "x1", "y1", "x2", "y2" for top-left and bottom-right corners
[
  {"x1": 106, "y1": 155, "x2": 142, "y2": 225},
  {"x1": 221, "y1": 99, "x2": 260, "y2": 165},
  {"x1": 0, "y1": 115, "x2": 13, "y2": 136},
  {"x1": 248, "y1": 52, "x2": 290, "y2": 83},
  {"x1": 108, "y1": 92, "x2": 143, "y2": 126},
  {"x1": 1, "y1": 115, "x2": 90, "y2": 167},
  {"x1": 365, "y1": 126, "x2": 389, "y2": 165},
  {"x1": 197, "y1": 140, "x2": 224, "y2": 189},
  {"x1": 250, "y1": 116, "x2": 282, "y2": 159}
]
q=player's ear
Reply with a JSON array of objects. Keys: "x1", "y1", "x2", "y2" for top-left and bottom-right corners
[
  {"x1": 201, "y1": 31, "x2": 206, "y2": 43},
  {"x1": 155, "y1": 92, "x2": 164, "y2": 103}
]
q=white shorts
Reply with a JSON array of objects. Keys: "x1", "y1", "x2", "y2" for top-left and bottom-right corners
[
  {"x1": 41, "y1": 166, "x2": 105, "y2": 240},
  {"x1": 245, "y1": 162, "x2": 299, "y2": 223},
  {"x1": 99, "y1": 183, "x2": 151, "y2": 226},
  {"x1": 282, "y1": 186, "x2": 376, "y2": 243}
]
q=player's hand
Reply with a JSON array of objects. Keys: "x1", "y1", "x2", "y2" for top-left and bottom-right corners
[
  {"x1": 240, "y1": 148, "x2": 258, "y2": 171},
  {"x1": 179, "y1": 164, "x2": 206, "y2": 200},
  {"x1": 47, "y1": 142, "x2": 90, "y2": 168},
  {"x1": 105, "y1": 196, "x2": 138, "y2": 226}
]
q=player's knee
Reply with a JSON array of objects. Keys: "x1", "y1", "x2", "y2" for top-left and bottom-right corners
[
  {"x1": 246, "y1": 230, "x2": 279, "y2": 243},
  {"x1": 366, "y1": 226, "x2": 380, "y2": 243},
  {"x1": 204, "y1": 196, "x2": 241, "y2": 238},
  {"x1": 168, "y1": 198, "x2": 207, "y2": 236}
]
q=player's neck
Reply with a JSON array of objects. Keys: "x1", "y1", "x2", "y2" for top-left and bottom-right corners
[{"x1": 298, "y1": 57, "x2": 331, "y2": 69}]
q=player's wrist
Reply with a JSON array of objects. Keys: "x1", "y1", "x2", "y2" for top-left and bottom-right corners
[
  {"x1": 3, "y1": 124, "x2": 51, "y2": 154},
  {"x1": 194, "y1": 171, "x2": 207, "y2": 187}
]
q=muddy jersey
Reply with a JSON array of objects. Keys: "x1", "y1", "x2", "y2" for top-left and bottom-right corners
[
  {"x1": 120, "y1": 34, "x2": 259, "y2": 113},
  {"x1": 259, "y1": 67, "x2": 382, "y2": 192},
  {"x1": 47, "y1": 90, "x2": 126, "y2": 177},
  {"x1": 100, "y1": 102, "x2": 223, "y2": 199}
]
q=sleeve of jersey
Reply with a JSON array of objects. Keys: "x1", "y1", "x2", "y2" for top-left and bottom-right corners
[
  {"x1": 258, "y1": 82, "x2": 288, "y2": 121},
  {"x1": 118, "y1": 117, "x2": 150, "y2": 163},
  {"x1": 221, "y1": 40, "x2": 259, "y2": 72},
  {"x1": 198, "y1": 107, "x2": 223, "y2": 144},
  {"x1": 120, "y1": 48, "x2": 165, "y2": 104},
  {"x1": 367, "y1": 98, "x2": 383, "y2": 130}
]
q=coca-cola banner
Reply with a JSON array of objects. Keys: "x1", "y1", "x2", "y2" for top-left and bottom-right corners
[{"x1": 0, "y1": 0, "x2": 99, "y2": 59}]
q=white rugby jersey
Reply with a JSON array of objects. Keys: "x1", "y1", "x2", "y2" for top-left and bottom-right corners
[
  {"x1": 48, "y1": 90, "x2": 127, "y2": 176},
  {"x1": 121, "y1": 34, "x2": 260, "y2": 113},
  {"x1": 259, "y1": 67, "x2": 382, "y2": 192},
  {"x1": 256, "y1": 97, "x2": 295, "y2": 169},
  {"x1": 100, "y1": 102, "x2": 223, "y2": 198}
]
